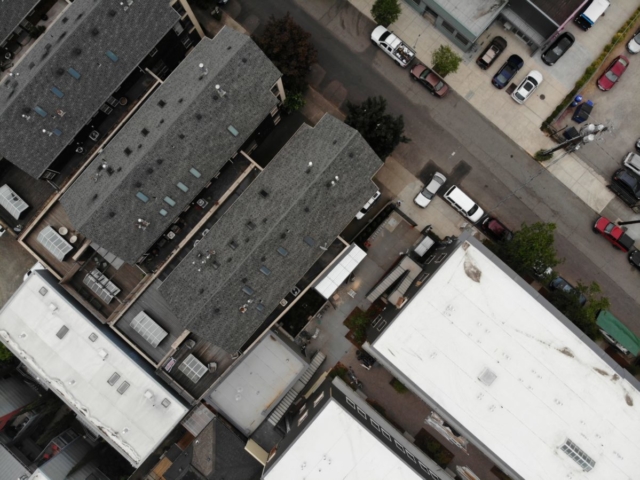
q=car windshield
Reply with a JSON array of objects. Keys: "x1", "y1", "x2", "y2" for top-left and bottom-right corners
[
  {"x1": 605, "y1": 71, "x2": 618, "y2": 82},
  {"x1": 420, "y1": 70, "x2": 430, "y2": 79},
  {"x1": 604, "y1": 223, "x2": 614, "y2": 234},
  {"x1": 515, "y1": 92, "x2": 525, "y2": 101}
]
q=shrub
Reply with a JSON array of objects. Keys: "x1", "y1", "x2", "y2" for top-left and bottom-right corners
[
  {"x1": 431, "y1": 45, "x2": 461, "y2": 77},
  {"x1": 390, "y1": 378, "x2": 409, "y2": 393},
  {"x1": 371, "y1": 0, "x2": 402, "y2": 27},
  {"x1": 535, "y1": 150, "x2": 553, "y2": 162}
]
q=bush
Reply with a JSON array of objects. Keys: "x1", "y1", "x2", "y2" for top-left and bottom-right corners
[
  {"x1": 431, "y1": 45, "x2": 461, "y2": 77},
  {"x1": 535, "y1": 149, "x2": 553, "y2": 162},
  {"x1": 283, "y1": 91, "x2": 305, "y2": 113},
  {"x1": 371, "y1": 0, "x2": 402, "y2": 27}
]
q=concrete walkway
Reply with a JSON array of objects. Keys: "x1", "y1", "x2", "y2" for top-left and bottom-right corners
[{"x1": 346, "y1": 0, "x2": 638, "y2": 213}]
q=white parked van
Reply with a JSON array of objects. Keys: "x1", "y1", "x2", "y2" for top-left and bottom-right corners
[
  {"x1": 575, "y1": 0, "x2": 610, "y2": 31},
  {"x1": 443, "y1": 186, "x2": 484, "y2": 223}
]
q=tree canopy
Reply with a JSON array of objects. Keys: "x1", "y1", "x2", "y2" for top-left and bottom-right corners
[
  {"x1": 0, "y1": 344, "x2": 13, "y2": 363},
  {"x1": 492, "y1": 222, "x2": 560, "y2": 277},
  {"x1": 345, "y1": 96, "x2": 410, "y2": 160},
  {"x1": 254, "y1": 13, "x2": 318, "y2": 94},
  {"x1": 547, "y1": 281, "x2": 608, "y2": 340},
  {"x1": 371, "y1": 0, "x2": 402, "y2": 28},
  {"x1": 431, "y1": 45, "x2": 462, "y2": 77}
]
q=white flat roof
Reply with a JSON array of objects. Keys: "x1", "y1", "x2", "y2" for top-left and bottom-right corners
[
  {"x1": 0, "y1": 274, "x2": 188, "y2": 467},
  {"x1": 372, "y1": 241, "x2": 640, "y2": 480},
  {"x1": 264, "y1": 398, "x2": 423, "y2": 480},
  {"x1": 208, "y1": 331, "x2": 307, "y2": 435}
]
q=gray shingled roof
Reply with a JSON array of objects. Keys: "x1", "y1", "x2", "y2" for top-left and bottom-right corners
[
  {"x1": 0, "y1": 445, "x2": 28, "y2": 480},
  {"x1": 0, "y1": 0, "x2": 179, "y2": 179},
  {"x1": 158, "y1": 114, "x2": 382, "y2": 352},
  {"x1": 60, "y1": 28, "x2": 282, "y2": 263},
  {"x1": 0, "y1": 0, "x2": 40, "y2": 45}
]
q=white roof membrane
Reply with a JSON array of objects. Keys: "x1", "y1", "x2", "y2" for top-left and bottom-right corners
[
  {"x1": 264, "y1": 399, "x2": 423, "y2": 480},
  {"x1": 372, "y1": 241, "x2": 640, "y2": 480},
  {"x1": 314, "y1": 244, "x2": 367, "y2": 298}
]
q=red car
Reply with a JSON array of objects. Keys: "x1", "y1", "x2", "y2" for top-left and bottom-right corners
[
  {"x1": 593, "y1": 216, "x2": 635, "y2": 251},
  {"x1": 410, "y1": 64, "x2": 449, "y2": 97},
  {"x1": 597, "y1": 56, "x2": 629, "y2": 91}
]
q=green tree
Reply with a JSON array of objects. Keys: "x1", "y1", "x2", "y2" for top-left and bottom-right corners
[
  {"x1": 0, "y1": 344, "x2": 13, "y2": 363},
  {"x1": 283, "y1": 91, "x2": 306, "y2": 113},
  {"x1": 254, "y1": 13, "x2": 318, "y2": 94},
  {"x1": 345, "y1": 96, "x2": 410, "y2": 160},
  {"x1": 491, "y1": 222, "x2": 560, "y2": 277},
  {"x1": 371, "y1": 0, "x2": 402, "y2": 27},
  {"x1": 431, "y1": 45, "x2": 462, "y2": 77},
  {"x1": 547, "y1": 289, "x2": 600, "y2": 340},
  {"x1": 577, "y1": 281, "x2": 610, "y2": 323}
]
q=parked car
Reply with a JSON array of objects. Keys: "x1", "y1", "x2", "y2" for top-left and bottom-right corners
[
  {"x1": 476, "y1": 36, "x2": 507, "y2": 70},
  {"x1": 410, "y1": 64, "x2": 449, "y2": 97},
  {"x1": 480, "y1": 217, "x2": 513, "y2": 242},
  {"x1": 597, "y1": 55, "x2": 629, "y2": 91},
  {"x1": 414, "y1": 172, "x2": 447, "y2": 207},
  {"x1": 593, "y1": 217, "x2": 635, "y2": 252},
  {"x1": 541, "y1": 32, "x2": 575, "y2": 65},
  {"x1": 492, "y1": 55, "x2": 524, "y2": 89},
  {"x1": 548, "y1": 277, "x2": 587, "y2": 306},
  {"x1": 443, "y1": 186, "x2": 484, "y2": 223},
  {"x1": 629, "y1": 250, "x2": 640, "y2": 270},
  {"x1": 626, "y1": 27, "x2": 640, "y2": 54},
  {"x1": 511, "y1": 70, "x2": 543, "y2": 104},
  {"x1": 612, "y1": 168, "x2": 640, "y2": 201},
  {"x1": 574, "y1": 0, "x2": 610, "y2": 30},
  {"x1": 355, "y1": 191, "x2": 381, "y2": 220},
  {"x1": 370, "y1": 26, "x2": 416, "y2": 68},
  {"x1": 622, "y1": 152, "x2": 640, "y2": 177}
]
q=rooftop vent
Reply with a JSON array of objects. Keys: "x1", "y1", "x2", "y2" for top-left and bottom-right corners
[
  {"x1": 478, "y1": 368, "x2": 497, "y2": 386},
  {"x1": 246, "y1": 221, "x2": 255, "y2": 230},
  {"x1": 124, "y1": 147, "x2": 132, "y2": 156},
  {"x1": 195, "y1": 113, "x2": 202, "y2": 121},
  {"x1": 259, "y1": 189, "x2": 269, "y2": 198},
  {"x1": 242, "y1": 58, "x2": 247, "y2": 63},
  {"x1": 89, "y1": 333, "x2": 98, "y2": 342},
  {"x1": 146, "y1": 167, "x2": 153, "y2": 174},
  {"x1": 156, "y1": 158, "x2": 163, "y2": 165},
  {"x1": 141, "y1": 128, "x2": 149, "y2": 136},
  {"x1": 39, "y1": 287, "x2": 48, "y2": 296},
  {"x1": 56, "y1": 326, "x2": 69, "y2": 339},
  {"x1": 134, "y1": 181, "x2": 142, "y2": 188},
  {"x1": 178, "y1": 133, "x2": 185, "y2": 139},
  {"x1": 158, "y1": 100, "x2": 166, "y2": 108},
  {"x1": 108, "y1": 212, "x2": 116, "y2": 218},
  {"x1": 91, "y1": 27, "x2": 99, "y2": 36},
  {"x1": 108, "y1": 9, "x2": 117, "y2": 17},
  {"x1": 304, "y1": 207, "x2": 310, "y2": 213},
  {"x1": 72, "y1": 47, "x2": 82, "y2": 56},
  {"x1": 55, "y1": 68, "x2": 64, "y2": 76},
  {"x1": 280, "y1": 233, "x2": 286, "y2": 239},
  {"x1": 229, "y1": 240, "x2": 238, "y2": 250},
  {"x1": 107, "y1": 372, "x2": 120, "y2": 386},
  {"x1": 62, "y1": 16, "x2": 68, "y2": 23},
  {"x1": 161, "y1": 398, "x2": 171, "y2": 408}
]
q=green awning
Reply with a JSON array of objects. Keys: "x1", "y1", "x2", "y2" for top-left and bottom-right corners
[{"x1": 596, "y1": 310, "x2": 640, "y2": 356}]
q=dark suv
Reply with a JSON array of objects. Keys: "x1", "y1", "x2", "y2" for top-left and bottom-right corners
[{"x1": 610, "y1": 168, "x2": 640, "y2": 206}]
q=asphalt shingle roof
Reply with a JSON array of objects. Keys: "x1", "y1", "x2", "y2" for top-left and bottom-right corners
[
  {"x1": 158, "y1": 114, "x2": 382, "y2": 352},
  {"x1": 0, "y1": 0, "x2": 179, "y2": 178},
  {"x1": 0, "y1": 0, "x2": 40, "y2": 45},
  {"x1": 60, "y1": 28, "x2": 281, "y2": 263}
]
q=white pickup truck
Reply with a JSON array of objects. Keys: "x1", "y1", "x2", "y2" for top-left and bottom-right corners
[{"x1": 371, "y1": 26, "x2": 415, "y2": 68}]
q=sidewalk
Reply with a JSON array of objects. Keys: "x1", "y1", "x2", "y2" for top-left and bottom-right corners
[{"x1": 347, "y1": 0, "x2": 624, "y2": 213}]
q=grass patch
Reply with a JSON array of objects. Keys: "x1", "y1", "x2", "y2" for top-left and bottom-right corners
[
  {"x1": 390, "y1": 378, "x2": 409, "y2": 393},
  {"x1": 414, "y1": 428, "x2": 455, "y2": 468}
]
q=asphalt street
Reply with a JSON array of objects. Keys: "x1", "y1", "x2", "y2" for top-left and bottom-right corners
[{"x1": 224, "y1": 0, "x2": 640, "y2": 334}]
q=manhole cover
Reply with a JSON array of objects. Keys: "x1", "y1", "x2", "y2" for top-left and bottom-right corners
[{"x1": 540, "y1": 94, "x2": 546, "y2": 100}]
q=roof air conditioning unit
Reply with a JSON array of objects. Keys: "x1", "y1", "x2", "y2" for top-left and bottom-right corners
[
  {"x1": 503, "y1": 22, "x2": 513, "y2": 31},
  {"x1": 144, "y1": 390, "x2": 154, "y2": 401},
  {"x1": 97, "y1": 349, "x2": 108, "y2": 360},
  {"x1": 49, "y1": 303, "x2": 58, "y2": 312}
]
